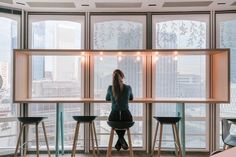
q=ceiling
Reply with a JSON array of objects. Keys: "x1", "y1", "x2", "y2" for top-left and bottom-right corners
[{"x1": 0, "y1": 0, "x2": 236, "y2": 12}]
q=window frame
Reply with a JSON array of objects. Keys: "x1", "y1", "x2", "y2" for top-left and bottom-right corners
[
  {"x1": 151, "y1": 13, "x2": 211, "y2": 151},
  {"x1": 89, "y1": 14, "x2": 147, "y2": 150},
  {"x1": 215, "y1": 12, "x2": 236, "y2": 149},
  {"x1": 27, "y1": 14, "x2": 86, "y2": 150},
  {"x1": 0, "y1": 12, "x2": 21, "y2": 155}
]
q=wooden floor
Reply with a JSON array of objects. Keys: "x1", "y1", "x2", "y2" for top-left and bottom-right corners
[
  {"x1": 0, "y1": 150, "x2": 209, "y2": 157},
  {"x1": 23, "y1": 152, "x2": 209, "y2": 157}
]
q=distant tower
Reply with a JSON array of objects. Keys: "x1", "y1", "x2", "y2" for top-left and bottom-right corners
[{"x1": 32, "y1": 22, "x2": 46, "y2": 80}]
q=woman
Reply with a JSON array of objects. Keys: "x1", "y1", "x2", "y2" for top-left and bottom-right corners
[{"x1": 106, "y1": 69, "x2": 133, "y2": 151}]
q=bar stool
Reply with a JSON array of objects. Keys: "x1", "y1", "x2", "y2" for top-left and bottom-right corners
[
  {"x1": 71, "y1": 116, "x2": 99, "y2": 157},
  {"x1": 14, "y1": 117, "x2": 50, "y2": 157},
  {"x1": 152, "y1": 117, "x2": 182, "y2": 157},
  {"x1": 106, "y1": 121, "x2": 134, "y2": 157}
]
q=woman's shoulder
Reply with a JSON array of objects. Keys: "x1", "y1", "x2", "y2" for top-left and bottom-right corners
[{"x1": 124, "y1": 84, "x2": 132, "y2": 89}]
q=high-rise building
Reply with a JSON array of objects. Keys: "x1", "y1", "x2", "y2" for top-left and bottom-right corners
[
  {"x1": 32, "y1": 22, "x2": 46, "y2": 80},
  {"x1": 0, "y1": 62, "x2": 8, "y2": 89}
]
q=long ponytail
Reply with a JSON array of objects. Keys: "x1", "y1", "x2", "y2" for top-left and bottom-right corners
[{"x1": 112, "y1": 69, "x2": 124, "y2": 102}]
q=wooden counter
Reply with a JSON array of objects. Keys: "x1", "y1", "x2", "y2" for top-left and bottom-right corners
[{"x1": 14, "y1": 98, "x2": 228, "y2": 104}]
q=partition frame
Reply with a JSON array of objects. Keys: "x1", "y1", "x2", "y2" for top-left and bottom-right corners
[
  {"x1": 215, "y1": 10, "x2": 236, "y2": 150},
  {"x1": 13, "y1": 49, "x2": 230, "y2": 103},
  {"x1": 26, "y1": 13, "x2": 87, "y2": 152}
]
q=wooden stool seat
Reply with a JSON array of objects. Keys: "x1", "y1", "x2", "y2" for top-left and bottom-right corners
[
  {"x1": 153, "y1": 117, "x2": 181, "y2": 124},
  {"x1": 17, "y1": 117, "x2": 46, "y2": 124},
  {"x1": 152, "y1": 116, "x2": 182, "y2": 157},
  {"x1": 14, "y1": 117, "x2": 50, "y2": 157},
  {"x1": 73, "y1": 116, "x2": 97, "y2": 122},
  {"x1": 71, "y1": 116, "x2": 99, "y2": 157},
  {"x1": 106, "y1": 121, "x2": 134, "y2": 157},
  {"x1": 107, "y1": 121, "x2": 134, "y2": 129}
]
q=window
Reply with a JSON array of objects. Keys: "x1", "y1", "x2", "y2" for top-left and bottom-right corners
[
  {"x1": 91, "y1": 15, "x2": 146, "y2": 148},
  {"x1": 152, "y1": 14, "x2": 210, "y2": 149},
  {"x1": 216, "y1": 13, "x2": 236, "y2": 148},
  {"x1": 28, "y1": 15, "x2": 84, "y2": 149},
  {"x1": 0, "y1": 13, "x2": 20, "y2": 155}
]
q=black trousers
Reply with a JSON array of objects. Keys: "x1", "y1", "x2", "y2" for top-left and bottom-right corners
[{"x1": 108, "y1": 110, "x2": 133, "y2": 141}]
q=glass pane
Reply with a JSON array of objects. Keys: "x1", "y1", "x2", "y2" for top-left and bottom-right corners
[
  {"x1": 93, "y1": 20, "x2": 143, "y2": 49},
  {"x1": 155, "y1": 55, "x2": 206, "y2": 99},
  {"x1": 29, "y1": 17, "x2": 84, "y2": 149},
  {"x1": 152, "y1": 15, "x2": 209, "y2": 149},
  {"x1": 216, "y1": 13, "x2": 236, "y2": 148},
  {"x1": 91, "y1": 17, "x2": 145, "y2": 148},
  {"x1": 28, "y1": 103, "x2": 84, "y2": 149},
  {"x1": 0, "y1": 122, "x2": 17, "y2": 148},
  {"x1": 0, "y1": 15, "x2": 19, "y2": 154},
  {"x1": 32, "y1": 56, "x2": 82, "y2": 98}
]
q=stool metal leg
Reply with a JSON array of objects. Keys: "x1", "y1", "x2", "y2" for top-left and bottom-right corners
[
  {"x1": 35, "y1": 124, "x2": 39, "y2": 157},
  {"x1": 173, "y1": 124, "x2": 182, "y2": 157},
  {"x1": 157, "y1": 124, "x2": 163, "y2": 157},
  {"x1": 90, "y1": 122, "x2": 96, "y2": 157},
  {"x1": 152, "y1": 122, "x2": 159, "y2": 156},
  {"x1": 14, "y1": 124, "x2": 24, "y2": 157},
  {"x1": 92, "y1": 122, "x2": 99, "y2": 155},
  {"x1": 106, "y1": 128, "x2": 115, "y2": 157},
  {"x1": 127, "y1": 128, "x2": 134, "y2": 157},
  {"x1": 71, "y1": 122, "x2": 80, "y2": 157},
  {"x1": 42, "y1": 122, "x2": 51, "y2": 157}
]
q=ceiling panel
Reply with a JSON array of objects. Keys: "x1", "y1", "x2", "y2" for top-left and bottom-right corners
[
  {"x1": 0, "y1": 0, "x2": 13, "y2": 4},
  {"x1": 27, "y1": 2, "x2": 75, "y2": 8},
  {"x1": 163, "y1": 1, "x2": 213, "y2": 7},
  {"x1": 0, "y1": 0, "x2": 236, "y2": 12},
  {"x1": 231, "y1": 1, "x2": 236, "y2": 6},
  {"x1": 95, "y1": 2, "x2": 142, "y2": 8}
]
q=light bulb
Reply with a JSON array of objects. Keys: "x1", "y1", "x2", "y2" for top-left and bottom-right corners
[
  {"x1": 137, "y1": 51, "x2": 140, "y2": 55},
  {"x1": 81, "y1": 51, "x2": 85, "y2": 55},
  {"x1": 118, "y1": 56, "x2": 122, "y2": 61},
  {"x1": 155, "y1": 51, "x2": 159, "y2": 55},
  {"x1": 173, "y1": 56, "x2": 178, "y2": 61},
  {"x1": 174, "y1": 51, "x2": 178, "y2": 55},
  {"x1": 155, "y1": 56, "x2": 159, "y2": 61},
  {"x1": 118, "y1": 52, "x2": 122, "y2": 55},
  {"x1": 100, "y1": 51, "x2": 103, "y2": 55},
  {"x1": 81, "y1": 56, "x2": 85, "y2": 62},
  {"x1": 136, "y1": 56, "x2": 141, "y2": 61}
]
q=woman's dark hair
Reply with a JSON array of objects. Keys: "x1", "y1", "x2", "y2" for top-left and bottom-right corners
[{"x1": 112, "y1": 69, "x2": 125, "y2": 102}]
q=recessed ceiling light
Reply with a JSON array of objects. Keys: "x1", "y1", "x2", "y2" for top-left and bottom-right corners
[
  {"x1": 148, "y1": 4, "x2": 157, "y2": 6},
  {"x1": 16, "y1": 2, "x2": 25, "y2": 5},
  {"x1": 81, "y1": 4, "x2": 89, "y2": 7},
  {"x1": 217, "y1": 2, "x2": 226, "y2": 5}
]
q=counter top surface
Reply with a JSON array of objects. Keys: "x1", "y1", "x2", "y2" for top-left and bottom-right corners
[{"x1": 14, "y1": 98, "x2": 228, "y2": 104}]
